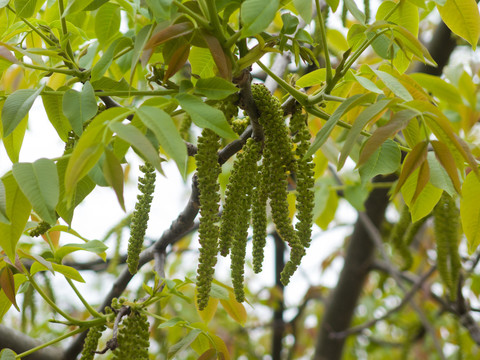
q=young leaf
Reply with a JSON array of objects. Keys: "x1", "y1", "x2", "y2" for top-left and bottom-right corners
[
  {"x1": 219, "y1": 290, "x2": 247, "y2": 326},
  {"x1": 144, "y1": 22, "x2": 194, "y2": 50},
  {"x1": 109, "y1": 122, "x2": 164, "y2": 174},
  {"x1": 2, "y1": 85, "x2": 44, "y2": 137},
  {"x1": 293, "y1": 0, "x2": 313, "y2": 22},
  {"x1": 14, "y1": 0, "x2": 37, "y2": 17},
  {"x1": 296, "y1": 68, "x2": 326, "y2": 88},
  {"x1": 402, "y1": 172, "x2": 442, "y2": 222},
  {"x1": 95, "y1": 2, "x2": 121, "y2": 46},
  {"x1": 0, "y1": 181, "x2": 9, "y2": 224},
  {"x1": 373, "y1": 69, "x2": 413, "y2": 101},
  {"x1": 202, "y1": 32, "x2": 231, "y2": 79},
  {"x1": 130, "y1": 24, "x2": 153, "y2": 84},
  {"x1": 54, "y1": 240, "x2": 108, "y2": 262},
  {"x1": 91, "y1": 37, "x2": 132, "y2": 82},
  {"x1": 410, "y1": 73, "x2": 462, "y2": 104},
  {"x1": 189, "y1": 46, "x2": 216, "y2": 79},
  {"x1": 0, "y1": 267, "x2": 18, "y2": 311},
  {"x1": 394, "y1": 141, "x2": 428, "y2": 194},
  {"x1": 0, "y1": 349, "x2": 17, "y2": 360},
  {"x1": 431, "y1": 140, "x2": 461, "y2": 194},
  {"x1": 175, "y1": 93, "x2": 237, "y2": 139},
  {"x1": 0, "y1": 174, "x2": 32, "y2": 262},
  {"x1": 241, "y1": 0, "x2": 280, "y2": 38},
  {"x1": 3, "y1": 116, "x2": 28, "y2": 163},
  {"x1": 359, "y1": 139, "x2": 401, "y2": 184},
  {"x1": 411, "y1": 160, "x2": 430, "y2": 204},
  {"x1": 195, "y1": 77, "x2": 238, "y2": 100},
  {"x1": 51, "y1": 263, "x2": 85, "y2": 282},
  {"x1": 168, "y1": 329, "x2": 202, "y2": 359},
  {"x1": 62, "y1": 81, "x2": 98, "y2": 135},
  {"x1": 42, "y1": 88, "x2": 72, "y2": 142},
  {"x1": 437, "y1": 0, "x2": 480, "y2": 50},
  {"x1": 306, "y1": 93, "x2": 377, "y2": 158},
  {"x1": 164, "y1": 42, "x2": 190, "y2": 81},
  {"x1": 461, "y1": 171, "x2": 480, "y2": 254},
  {"x1": 428, "y1": 152, "x2": 456, "y2": 196},
  {"x1": 358, "y1": 109, "x2": 417, "y2": 166},
  {"x1": 136, "y1": 106, "x2": 187, "y2": 177},
  {"x1": 344, "y1": 0, "x2": 365, "y2": 23},
  {"x1": 102, "y1": 148, "x2": 125, "y2": 211},
  {"x1": 338, "y1": 99, "x2": 391, "y2": 170},
  {"x1": 12, "y1": 159, "x2": 59, "y2": 225}
]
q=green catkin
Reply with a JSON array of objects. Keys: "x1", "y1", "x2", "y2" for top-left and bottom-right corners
[
  {"x1": 404, "y1": 215, "x2": 428, "y2": 246},
  {"x1": 389, "y1": 205, "x2": 413, "y2": 271},
  {"x1": 222, "y1": 139, "x2": 262, "y2": 302},
  {"x1": 218, "y1": 94, "x2": 239, "y2": 124},
  {"x1": 290, "y1": 108, "x2": 315, "y2": 249},
  {"x1": 29, "y1": 221, "x2": 51, "y2": 237},
  {"x1": 363, "y1": 0, "x2": 370, "y2": 24},
  {"x1": 179, "y1": 115, "x2": 192, "y2": 141},
  {"x1": 112, "y1": 311, "x2": 150, "y2": 360},
  {"x1": 232, "y1": 117, "x2": 250, "y2": 135},
  {"x1": 252, "y1": 166, "x2": 268, "y2": 273},
  {"x1": 433, "y1": 192, "x2": 461, "y2": 300},
  {"x1": 80, "y1": 325, "x2": 106, "y2": 360},
  {"x1": 251, "y1": 84, "x2": 304, "y2": 286},
  {"x1": 195, "y1": 129, "x2": 221, "y2": 310},
  {"x1": 219, "y1": 138, "x2": 261, "y2": 256},
  {"x1": 127, "y1": 163, "x2": 156, "y2": 275}
]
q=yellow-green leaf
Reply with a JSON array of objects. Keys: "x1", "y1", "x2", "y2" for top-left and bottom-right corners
[
  {"x1": 219, "y1": 290, "x2": 247, "y2": 326},
  {"x1": 437, "y1": 0, "x2": 480, "y2": 50},
  {"x1": 461, "y1": 171, "x2": 480, "y2": 254}
]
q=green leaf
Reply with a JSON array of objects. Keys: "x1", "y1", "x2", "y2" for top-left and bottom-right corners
[
  {"x1": 145, "y1": 0, "x2": 173, "y2": 22},
  {"x1": 55, "y1": 240, "x2": 108, "y2": 262},
  {"x1": 344, "y1": 0, "x2": 365, "y2": 23},
  {"x1": 306, "y1": 93, "x2": 377, "y2": 158},
  {"x1": 376, "y1": 0, "x2": 419, "y2": 36},
  {"x1": 103, "y1": 148, "x2": 125, "y2": 211},
  {"x1": 0, "y1": 174, "x2": 32, "y2": 262},
  {"x1": 14, "y1": 0, "x2": 36, "y2": 17},
  {"x1": 395, "y1": 141, "x2": 428, "y2": 194},
  {"x1": 168, "y1": 329, "x2": 202, "y2": 359},
  {"x1": 0, "y1": 181, "x2": 9, "y2": 224},
  {"x1": 95, "y1": 3, "x2": 121, "y2": 46},
  {"x1": 0, "y1": 267, "x2": 18, "y2": 311},
  {"x1": 431, "y1": 140, "x2": 461, "y2": 194},
  {"x1": 91, "y1": 37, "x2": 132, "y2": 82},
  {"x1": 83, "y1": 0, "x2": 109, "y2": 11},
  {"x1": 130, "y1": 25, "x2": 152, "y2": 84},
  {"x1": 0, "y1": 274, "x2": 26, "y2": 323},
  {"x1": 195, "y1": 77, "x2": 238, "y2": 100},
  {"x1": 410, "y1": 73, "x2": 462, "y2": 104},
  {"x1": 52, "y1": 263, "x2": 85, "y2": 282},
  {"x1": 189, "y1": 46, "x2": 216, "y2": 79},
  {"x1": 109, "y1": 122, "x2": 164, "y2": 174},
  {"x1": 437, "y1": 0, "x2": 480, "y2": 50},
  {"x1": 175, "y1": 93, "x2": 237, "y2": 139},
  {"x1": 2, "y1": 85, "x2": 44, "y2": 137},
  {"x1": 373, "y1": 69, "x2": 413, "y2": 101},
  {"x1": 219, "y1": 290, "x2": 247, "y2": 326},
  {"x1": 427, "y1": 152, "x2": 456, "y2": 196},
  {"x1": 63, "y1": 109, "x2": 130, "y2": 203},
  {"x1": 12, "y1": 159, "x2": 59, "y2": 225},
  {"x1": 3, "y1": 116, "x2": 27, "y2": 163},
  {"x1": 62, "y1": 81, "x2": 98, "y2": 136},
  {"x1": 338, "y1": 99, "x2": 391, "y2": 170},
  {"x1": 296, "y1": 68, "x2": 326, "y2": 88},
  {"x1": 0, "y1": 349, "x2": 17, "y2": 360},
  {"x1": 136, "y1": 106, "x2": 187, "y2": 177},
  {"x1": 461, "y1": 171, "x2": 480, "y2": 254},
  {"x1": 157, "y1": 317, "x2": 185, "y2": 329},
  {"x1": 359, "y1": 139, "x2": 401, "y2": 184},
  {"x1": 402, "y1": 173, "x2": 442, "y2": 223},
  {"x1": 293, "y1": 0, "x2": 313, "y2": 22},
  {"x1": 325, "y1": 0, "x2": 340, "y2": 12},
  {"x1": 353, "y1": 74, "x2": 383, "y2": 94},
  {"x1": 344, "y1": 184, "x2": 368, "y2": 211},
  {"x1": 241, "y1": 0, "x2": 279, "y2": 38},
  {"x1": 358, "y1": 109, "x2": 417, "y2": 166},
  {"x1": 42, "y1": 89, "x2": 72, "y2": 142}
]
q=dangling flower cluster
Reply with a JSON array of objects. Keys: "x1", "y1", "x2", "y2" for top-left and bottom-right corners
[
  {"x1": 218, "y1": 94, "x2": 239, "y2": 124},
  {"x1": 127, "y1": 163, "x2": 156, "y2": 275},
  {"x1": 251, "y1": 84, "x2": 304, "y2": 286},
  {"x1": 232, "y1": 117, "x2": 250, "y2": 135},
  {"x1": 389, "y1": 205, "x2": 414, "y2": 271},
  {"x1": 290, "y1": 107, "x2": 315, "y2": 250},
  {"x1": 29, "y1": 221, "x2": 51, "y2": 237},
  {"x1": 433, "y1": 192, "x2": 461, "y2": 300},
  {"x1": 80, "y1": 325, "x2": 106, "y2": 360},
  {"x1": 179, "y1": 115, "x2": 192, "y2": 141},
  {"x1": 219, "y1": 138, "x2": 261, "y2": 301},
  {"x1": 112, "y1": 310, "x2": 150, "y2": 360},
  {"x1": 195, "y1": 129, "x2": 221, "y2": 310}
]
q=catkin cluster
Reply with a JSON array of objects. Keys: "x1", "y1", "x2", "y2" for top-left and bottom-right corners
[
  {"x1": 195, "y1": 129, "x2": 221, "y2": 310},
  {"x1": 127, "y1": 163, "x2": 156, "y2": 275},
  {"x1": 433, "y1": 192, "x2": 461, "y2": 300},
  {"x1": 80, "y1": 325, "x2": 106, "y2": 360},
  {"x1": 195, "y1": 84, "x2": 315, "y2": 305},
  {"x1": 112, "y1": 311, "x2": 150, "y2": 360}
]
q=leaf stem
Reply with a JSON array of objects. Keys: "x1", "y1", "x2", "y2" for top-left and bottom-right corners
[
  {"x1": 41, "y1": 89, "x2": 176, "y2": 97},
  {"x1": 65, "y1": 277, "x2": 103, "y2": 318},
  {"x1": 58, "y1": 0, "x2": 77, "y2": 69},
  {"x1": 15, "y1": 326, "x2": 88, "y2": 359},
  {"x1": 21, "y1": 62, "x2": 80, "y2": 75},
  {"x1": 315, "y1": 0, "x2": 332, "y2": 84},
  {"x1": 257, "y1": 60, "x2": 308, "y2": 105},
  {"x1": 225, "y1": 30, "x2": 242, "y2": 49},
  {"x1": 172, "y1": 0, "x2": 211, "y2": 29},
  {"x1": 113, "y1": 44, "x2": 134, "y2": 61},
  {"x1": 206, "y1": 0, "x2": 226, "y2": 43}
]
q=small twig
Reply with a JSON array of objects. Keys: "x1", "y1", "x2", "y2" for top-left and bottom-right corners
[
  {"x1": 330, "y1": 266, "x2": 436, "y2": 339},
  {"x1": 96, "y1": 306, "x2": 131, "y2": 354},
  {"x1": 234, "y1": 69, "x2": 264, "y2": 141}
]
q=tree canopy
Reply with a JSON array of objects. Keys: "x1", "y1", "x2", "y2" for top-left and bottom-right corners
[{"x1": 1, "y1": 0, "x2": 480, "y2": 359}]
